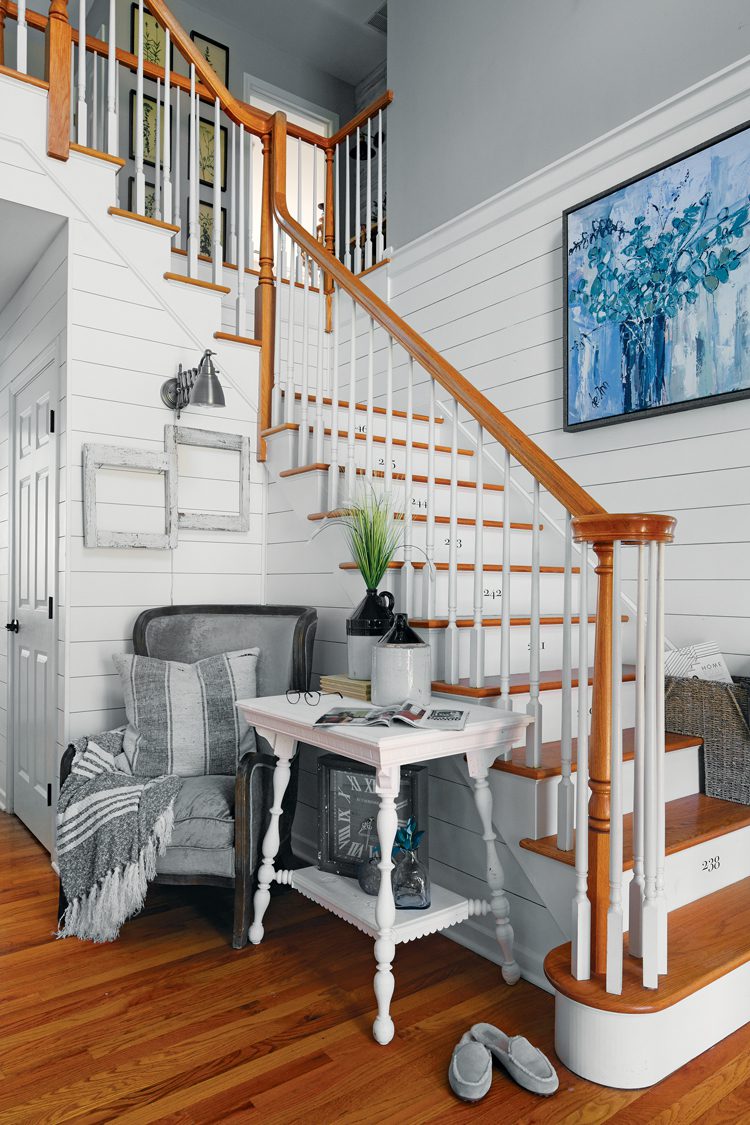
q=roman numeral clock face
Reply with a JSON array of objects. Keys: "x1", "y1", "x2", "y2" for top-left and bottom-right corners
[{"x1": 330, "y1": 767, "x2": 409, "y2": 866}]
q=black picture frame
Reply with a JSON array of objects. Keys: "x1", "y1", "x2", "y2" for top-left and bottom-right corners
[
  {"x1": 127, "y1": 175, "x2": 157, "y2": 218},
  {"x1": 185, "y1": 118, "x2": 228, "y2": 193},
  {"x1": 317, "y1": 755, "x2": 429, "y2": 879},
  {"x1": 128, "y1": 90, "x2": 173, "y2": 168},
  {"x1": 190, "y1": 30, "x2": 230, "y2": 88},
  {"x1": 130, "y1": 3, "x2": 174, "y2": 69},
  {"x1": 563, "y1": 117, "x2": 750, "y2": 432},
  {"x1": 198, "y1": 200, "x2": 227, "y2": 258}
]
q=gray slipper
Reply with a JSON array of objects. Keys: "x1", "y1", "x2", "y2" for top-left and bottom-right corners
[
  {"x1": 448, "y1": 1031, "x2": 492, "y2": 1103},
  {"x1": 470, "y1": 1023, "x2": 558, "y2": 1097}
]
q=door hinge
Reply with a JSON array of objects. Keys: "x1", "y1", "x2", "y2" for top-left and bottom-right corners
[
  {"x1": 48, "y1": 596, "x2": 54, "y2": 619},
  {"x1": 47, "y1": 783, "x2": 52, "y2": 807},
  {"x1": 49, "y1": 409, "x2": 55, "y2": 434}
]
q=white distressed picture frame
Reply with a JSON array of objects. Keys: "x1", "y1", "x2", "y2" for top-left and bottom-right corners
[
  {"x1": 167, "y1": 425, "x2": 251, "y2": 532},
  {"x1": 83, "y1": 442, "x2": 178, "y2": 549}
]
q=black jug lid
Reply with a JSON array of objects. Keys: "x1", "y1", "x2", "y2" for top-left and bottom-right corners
[{"x1": 378, "y1": 613, "x2": 427, "y2": 647}]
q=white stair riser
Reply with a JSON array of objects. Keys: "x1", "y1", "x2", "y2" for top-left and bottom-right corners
[
  {"x1": 319, "y1": 436, "x2": 475, "y2": 480},
  {"x1": 375, "y1": 567, "x2": 582, "y2": 617},
  {"x1": 418, "y1": 620, "x2": 599, "y2": 679},
  {"x1": 289, "y1": 404, "x2": 436, "y2": 445},
  {"x1": 400, "y1": 522, "x2": 533, "y2": 565}
]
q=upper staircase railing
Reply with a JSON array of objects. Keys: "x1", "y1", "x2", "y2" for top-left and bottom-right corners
[{"x1": 2, "y1": 0, "x2": 678, "y2": 996}]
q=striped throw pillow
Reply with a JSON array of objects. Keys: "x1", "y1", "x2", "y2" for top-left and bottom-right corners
[{"x1": 113, "y1": 649, "x2": 259, "y2": 777}]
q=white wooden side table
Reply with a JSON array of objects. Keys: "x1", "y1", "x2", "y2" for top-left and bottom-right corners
[{"x1": 236, "y1": 694, "x2": 532, "y2": 1045}]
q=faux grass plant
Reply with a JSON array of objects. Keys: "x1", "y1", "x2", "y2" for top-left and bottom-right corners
[{"x1": 340, "y1": 488, "x2": 402, "y2": 591}]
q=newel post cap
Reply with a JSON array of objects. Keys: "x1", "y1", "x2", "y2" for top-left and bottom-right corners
[{"x1": 571, "y1": 513, "x2": 676, "y2": 545}]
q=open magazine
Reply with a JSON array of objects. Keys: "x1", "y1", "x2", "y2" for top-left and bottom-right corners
[{"x1": 315, "y1": 700, "x2": 468, "y2": 731}]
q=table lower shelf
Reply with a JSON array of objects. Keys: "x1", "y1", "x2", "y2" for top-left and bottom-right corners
[{"x1": 291, "y1": 866, "x2": 471, "y2": 944}]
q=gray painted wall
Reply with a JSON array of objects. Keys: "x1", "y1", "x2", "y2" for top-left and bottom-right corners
[{"x1": 387, "y1": 0, "x2": 750, "y2": 247}]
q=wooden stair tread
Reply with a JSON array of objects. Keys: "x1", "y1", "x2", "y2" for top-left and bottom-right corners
[
  {"x1": 164, "y1": 272, "x2": 231, "y2": 294},
  {"x1": 213, "y1": 331, "x2": 261, "y2": 347},
  {"x1": 280, "y1": 390, "x2": 443, "y2": 425},
  {"x1": 413, "y1": 613, "x2": 628, "y2": 631},
  {"x1": 494, "y1": 728, "x2": 700, "y2": 780},
  {"x1": 262, "y1": 422, "x2": 473, "y2": 455},
  {"x1": 278, "y1": 463, "x2": 503, "y2": 490},
  {"x1": 309, "y1": 511, "x2": 533, "y2": 530},
  {"x1": 108, "y1": 207, "x2": 180, "y2": 233},
  {"x1": 522, "y1": 793, "x2": 750, "y2": 870},
  {"x1": 545, "y1": 870, "x2": 750, "y2": 1013},
  {"x1": 432, "y1": 665, "x2": 636, "y2": 698},
  {"x1": 339, "y1": 561, "x2": 571, "y2": 575},
  {"x1": 71, "y1": 143, "x2": 126, "y2": 168}
]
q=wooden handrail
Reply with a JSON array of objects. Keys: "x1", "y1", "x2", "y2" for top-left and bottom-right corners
[
  {"x1": 269, "y1": 111, "x2": 603, "y2": 520},
  {"x1": 328, "y1": 89, "x2": 393, "y2": 148}
]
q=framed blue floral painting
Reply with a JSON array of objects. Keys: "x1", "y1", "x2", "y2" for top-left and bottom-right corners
[{"x1": 563, "y1": 121, "x2": 750, "y2": 430}]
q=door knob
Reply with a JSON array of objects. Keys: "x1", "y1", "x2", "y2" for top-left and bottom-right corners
[{"x1": 5, "y1": 620, "x2": 19, "y2": 633}]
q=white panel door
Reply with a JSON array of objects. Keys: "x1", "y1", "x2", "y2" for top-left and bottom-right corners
[{"x1": 11, "y1": 357, "x2": 57, "y2": 851}]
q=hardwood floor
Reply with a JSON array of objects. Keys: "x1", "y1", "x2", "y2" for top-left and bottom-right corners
[{"x1": 2, "y1": 815, "x2": 750, "y2": 1123}]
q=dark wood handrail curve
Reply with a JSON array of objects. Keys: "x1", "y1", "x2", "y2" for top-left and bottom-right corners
[
  {"x1": 328, "y1": 90, "x2": 393, "y2": 148},
  {"x1": 269, "y1": 110, "x2": 603, "y2": 520}
]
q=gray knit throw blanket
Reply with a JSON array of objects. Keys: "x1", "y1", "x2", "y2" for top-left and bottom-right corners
[{"x1": 57, "y1": 730, "x2": 181, "y2": 942}]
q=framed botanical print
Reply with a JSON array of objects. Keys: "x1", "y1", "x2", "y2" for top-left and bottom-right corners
[
  {"x1": 130, "y1": 3, "x2": 173, "y2": 68},
  {"x1": 317, "y1": 755, "x2": 429, "y2": 878},
  {"x1": 127, "y1": 176, "x2": 156, "y2": 219},
  {"x1": 190, "y1": 31, "x2": 229, "y2": 87},
  {"x1": 129, "y1": 91, "x2": 171, "y2": 167},
  {"x1": 198, "y1": 201, "x2": 226, "y2": 258},
  {"x1": 194, "y1": 118, "x2": 227, "y2": 191},
  {"x1": 564, "y1": 119, "x2": 750, "y2": 430}
]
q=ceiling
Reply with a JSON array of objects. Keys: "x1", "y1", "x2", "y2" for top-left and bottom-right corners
[
  {"x1": 0, "y1": 202, "x2": 66, "y2": 314},
  {"x1": 202, "y1": 0, "x2": 386, "y2": 86}
]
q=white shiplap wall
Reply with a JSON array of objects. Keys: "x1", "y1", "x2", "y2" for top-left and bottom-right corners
[
  {"x1": 0, "y1": 227, "x2": 68, "y2": 812},
  {"x1": 388, "y1": 55, "x2": 750, "y2": 677}
]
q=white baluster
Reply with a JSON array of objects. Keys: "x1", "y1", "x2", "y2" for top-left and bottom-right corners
[
  {"x1": 355, "y1": 126, "x2": 361, "y2": 273},
  {"x1": 285, "y1": 241, "x2": 297, "y2": 423},
  {"x1": 422, "y1": 380, "x2": 436, "y2": 619},
  {"x1": 365, "y1": 116, "x2": 373, "y2": 271},
  {"x1": 525, "y1": 479, "x2": 542, "y2": 767},
  {"x1": 70, "y1": 41, "x2": 75, "y2": 143},
  {"x1": 656, "y1": 541, "x2": 668, "y2": 976},
  {"x1": 557, "y1": 511, "x2": 574, "y2": 850},
  {"x1": 571, "y1": 548, "x2": 591, "y2": 980},
  {"x1": 642, "y1": 541, "x2": 660, "y2": 989},
  {"x1": 327, "y1": 287, "x2": 340, "y2": 510},
  {"x1": 376, "y1": 107, "x2": 384, "y2": 263},
  {"x1": 384, "y1": 335, "x2": 393, "y2": 491},
  {"x1": 135, "y1": 0, "x2": 145, "y2": 213},
  {"x1": 211, "y1": 97, "x2": 222, "y2": 284},
  {"x1": 444, "y1": 398, "x2": 460, "y2": 684},
  {"x1": 92, "y1": 31, "x2": 99, "y2": 150},
  {"x1": 365, "y1": 318, "x2": 374, "y2": 481},
  {"x1": 77, "y1": 0, "x2": 88, "y2": 145},
  {"x1": 162, "y1": 37, "x2": 172, "y2": 228},
  {"x1": 247, "y1": 134, "x2": 255, "y2": 269},
  {"x1": 606, "y1": 539, "x2": 624, "y2": 995},
  {"x1": 16, "y1": 0, "x2": 27, "y2": 75},
  {"x1": 314, "y1": 285, "x2": 325, "y2": 464},
  {"x1": 312, "y1": 138, "x2": 318, "y2": 244},
  {"x1": 296, "y1": 138, "x2": 302, "y2": 266},
  {"x1": 187, "y1": 65, "x2": 198, "y2": 276},
  {"x1": 499, "y1": 448, "x2": 512, "y2": 711},
  {"x1": 229, "y1": 125, "x2": 237, "y2": 263},
  {"x1": 154, "y1": 77, "x2": 161, "y2": 220},
  {"x1": 401, "y1": 357, "x2": 414, "y2": 617},
  {"x1": 346, "y1": 296, "x2": 357, "y2": 498},
  {"x1": 344, "y1": 134, "x2": 351, "y2": 271},
  {"x1": 297, "y1": 252, "x2": 311, "y2": 465},
  {"x1": 334, "y1": 143, "x2": 341, "y2": 263},
  {"x1": 272, "y1": 231, "x2": 283, "y2": 428},
  {"x1": 236, "y1": 126, "x2": 246, "y2": 331},
  {"x1": 106, "y1": 0, "x2": 117, "y2": 155},
  {"x1": 470, "y1": 423, "x2": 485, "y2": 688},
  {"x1": 173, "y1": 86, "x2": 181, "y2": 235},
  {"x1": 629, "y1": 542, "x2": 646, "y2": 959}
]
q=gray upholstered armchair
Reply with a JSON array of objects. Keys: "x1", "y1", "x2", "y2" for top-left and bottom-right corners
[{"x1": 59, "y1": 604, "x2": 317, "y2": 948}]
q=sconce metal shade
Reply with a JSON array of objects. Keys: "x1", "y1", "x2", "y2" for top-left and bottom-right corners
[{"x1": 191, "y1": 350, "x2": 225, "y2": 408}]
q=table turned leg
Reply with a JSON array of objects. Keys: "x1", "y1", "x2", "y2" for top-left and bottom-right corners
[
  {"x1": 373, "y1": 763, "x2": 400, "y2": 1044},
  {"x1": 466, "y1": 746, "x2": 521, "y2": 985},
  {"x1": 249, "y1": 732, "x2": 297, "y2": 946}
]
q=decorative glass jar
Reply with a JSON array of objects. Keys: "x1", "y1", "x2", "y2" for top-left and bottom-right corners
[{"x1": 392, "y1": 849, "x2": 431, "y2": 910}]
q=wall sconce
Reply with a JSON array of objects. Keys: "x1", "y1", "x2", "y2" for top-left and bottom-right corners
[{"x1": 161, "y1": 350, "x2": 226, "y2": 419}]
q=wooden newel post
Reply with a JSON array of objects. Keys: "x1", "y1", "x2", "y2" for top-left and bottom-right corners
[
  {"x1": 323, "y1": 144, "x2": 335, "y2": 333},
  {"x1": 256, "y1": 130, "x2": 276, "y2": 462},
  {"x1": 587, "y1": 541, "x2": 614, "y2": 976},
  {"x1": 45, "y1": 0, "x2": 71, "y2": 161}
]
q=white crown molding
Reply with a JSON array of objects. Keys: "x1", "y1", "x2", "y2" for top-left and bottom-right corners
[{"x1": 391, "y1": 52, "x2": 750, "y2": 277}]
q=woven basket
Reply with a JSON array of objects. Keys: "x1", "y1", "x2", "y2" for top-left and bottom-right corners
[{"x1": 665, "y1": 676, "x2": 750, "y2": 805}]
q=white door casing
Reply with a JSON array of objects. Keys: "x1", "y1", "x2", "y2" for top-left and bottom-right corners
[{"x1": 10, "y1": 348, "x2": 58, "y2": 852}]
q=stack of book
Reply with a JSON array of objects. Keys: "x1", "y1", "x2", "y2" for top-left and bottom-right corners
[{"x1": 320, "y1": 673, "x2": 371, "y2": 701}]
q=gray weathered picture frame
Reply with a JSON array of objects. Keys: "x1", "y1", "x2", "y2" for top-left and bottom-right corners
[
  {"x1": 168, "y1": 424, "x2": 251, "y2": 532},
  {"x1": 83, "y1": 442, "x2": 178, "y2": 549}
]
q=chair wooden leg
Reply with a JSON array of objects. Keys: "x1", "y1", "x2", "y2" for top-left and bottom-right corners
[
  {"x1": 232, "y1": 874, "x2": 251, "y2": 949},
  {"x1": 57, "y1": 880, "x2": 68, "y2": 930}
]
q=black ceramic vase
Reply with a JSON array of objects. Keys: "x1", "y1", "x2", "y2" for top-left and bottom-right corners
[{"x1": 346, "y1": 588, "x2": 395, "y2": 680}]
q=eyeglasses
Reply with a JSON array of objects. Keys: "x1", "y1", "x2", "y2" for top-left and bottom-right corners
[{"x1": 286, "y1": 690, "x2": 343, "y2": 706}]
